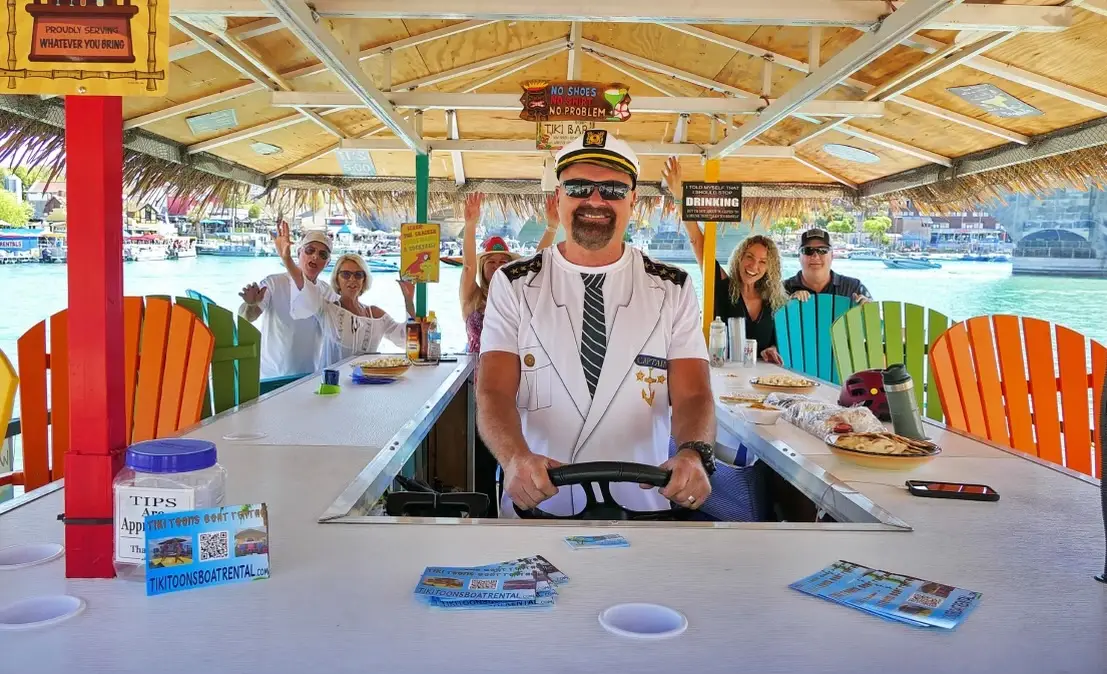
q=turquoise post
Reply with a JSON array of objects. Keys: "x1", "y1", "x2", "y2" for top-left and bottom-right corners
[{"x1": 415, "y1": 152, "x2": 429, "y2": 318}]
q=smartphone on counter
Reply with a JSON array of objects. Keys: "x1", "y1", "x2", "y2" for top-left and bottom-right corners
[{"x1": 906, "y1": 480, "x2": 999, "y2": 502}]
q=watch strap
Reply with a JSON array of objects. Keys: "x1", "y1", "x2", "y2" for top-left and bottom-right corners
[{"x1": 678, "y1": 440, "x2": 716, "y2": 475}]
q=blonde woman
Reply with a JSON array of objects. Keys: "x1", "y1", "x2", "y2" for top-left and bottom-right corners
[
  {"x1": 274, "y1": 222, "x2": 416, "y2": 370},
  {"x1": 460, "y1": 192, "x2": 559, "y2": 354},
  {"x1": 662, "y1": 157, "x2": 786, "y2": 364}
]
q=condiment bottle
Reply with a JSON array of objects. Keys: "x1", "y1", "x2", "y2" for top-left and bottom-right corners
[
  {"x1": 426, "y1": 311, "x2": 441, "y2": 362},
  {"x1": 406, "y1": 319, "x2": 422, "y2": 361},
  {"x1": 882, "y1": 364, "x2": 927, "y2": 440},
  {"x1": 709, "y1": 316, "x2": 726, "y2": 368}
]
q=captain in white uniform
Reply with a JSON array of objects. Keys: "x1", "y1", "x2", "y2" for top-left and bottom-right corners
[{"x1": 478, "y1": 131, "x2": 716, "y2": 517}]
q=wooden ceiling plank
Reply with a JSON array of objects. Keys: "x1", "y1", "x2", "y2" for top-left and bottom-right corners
[{"x1": 708, "y1": 0, "x2": 963, "y2": 159}]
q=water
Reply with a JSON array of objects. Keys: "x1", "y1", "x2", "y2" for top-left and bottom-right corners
[{"x1": 1, "y1": 256, "x2": 1106, "y2": 383}]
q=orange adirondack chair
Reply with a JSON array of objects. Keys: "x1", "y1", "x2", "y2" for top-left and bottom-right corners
[
  {"x1": 930, "y1": 315, "x2": 1107, "y2": 478},
  {"x1": 13, "y1": 297, "x2": 215, "y2": 491}
]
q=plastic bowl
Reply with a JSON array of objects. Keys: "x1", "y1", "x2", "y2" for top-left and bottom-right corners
[{"x1": 738, "y1": 404, "x2": 782, "y2": 425}]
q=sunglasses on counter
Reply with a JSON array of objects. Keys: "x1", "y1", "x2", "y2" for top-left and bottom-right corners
[
  {"x1": 303, "y1": 245, "x2": 330, "y2": 260},
  {"x1": 561, "y1": 179, "x2": 632, "y2": 201},
  {"x1": 338, "y1": 270, "x2": 366, "y2": 280},
  {"x1": 801, "y1": 246, "x2": 830, "y2": 256}
]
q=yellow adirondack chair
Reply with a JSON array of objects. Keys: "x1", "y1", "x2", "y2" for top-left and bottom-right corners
[{"x1": 0, "y1": 349, "x2": 18, "y2": 500}]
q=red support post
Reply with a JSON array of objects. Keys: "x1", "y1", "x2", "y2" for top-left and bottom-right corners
[{"x1": 64, "y1": 96, "x2": 127, "y2": 579}]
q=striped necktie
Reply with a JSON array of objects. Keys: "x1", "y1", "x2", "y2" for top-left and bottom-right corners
[{"x1": 580, "y1": 273, "x2": 607, "y2": 398}]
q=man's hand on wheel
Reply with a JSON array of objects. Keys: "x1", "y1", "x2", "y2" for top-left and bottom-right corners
[
  {"x1": 646, "y1": 449, "x2": 711, "y2": 509},
  {"x1": 504, "y1": 451, "x2": 562, "y2": 510}
]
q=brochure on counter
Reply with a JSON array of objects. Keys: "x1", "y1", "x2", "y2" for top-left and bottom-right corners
[
  {"x1": 144, "y1": 503, "x2": 270, "y2": 597},
  {"x1": 790, "y1": 560, "x2": 982, "y2": 630},
  {"x1": 414, "y1": 555, "x2": 569, "y2": 610}
]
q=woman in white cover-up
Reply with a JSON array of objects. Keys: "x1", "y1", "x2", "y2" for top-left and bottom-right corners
[{"x1": 274, "y1": 222, "x2": 416, "y2": 370}]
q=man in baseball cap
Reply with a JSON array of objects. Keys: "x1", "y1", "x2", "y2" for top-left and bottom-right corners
[
  {"x1": 784, "y1": 227, "x2": 872, "y2": 304},
  {"x1": 238, "y1": 222, "x2": 338, "y2": 379}
]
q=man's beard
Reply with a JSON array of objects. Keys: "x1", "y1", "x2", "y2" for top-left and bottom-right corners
[{"x1": 570, "y1": 206, "x2": 617, "y2": 251}]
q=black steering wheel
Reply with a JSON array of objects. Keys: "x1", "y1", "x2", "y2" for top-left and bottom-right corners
[{"x1": 513, "y1": 461, "x2": 692, "y2": 521}]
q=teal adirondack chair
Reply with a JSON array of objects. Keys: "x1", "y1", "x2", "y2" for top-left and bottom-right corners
[
  {"x1": 772, "y1": 294, "x2": 855, "y2": 384},
  {"x1": 177, "y1": 296, "x2": 262, "y2": 418},
  {"x1": 831, "y1": 301, "x2": 951, "y2": 422}
]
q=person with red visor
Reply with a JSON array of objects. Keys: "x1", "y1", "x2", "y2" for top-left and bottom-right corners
[{"x1": 459, "y1": 192, "x2": 559, "y2": 509}]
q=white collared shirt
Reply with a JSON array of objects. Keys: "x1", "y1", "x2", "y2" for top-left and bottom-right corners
[{"x1": 240, "y1": 273, "x2": 339, "y2": 379}]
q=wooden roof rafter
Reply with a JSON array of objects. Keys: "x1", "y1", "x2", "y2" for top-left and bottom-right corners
[{"x1": 170, "y1": 0, "x2": 1074, "y2": 32}]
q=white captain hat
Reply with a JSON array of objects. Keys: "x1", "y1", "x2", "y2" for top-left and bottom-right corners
[{"x1": 554, "y1": 130, "x2": 640, "y2": 187}]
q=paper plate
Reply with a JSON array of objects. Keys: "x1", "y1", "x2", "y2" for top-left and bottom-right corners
[
  {"x1": 598, "y1": 603, "x2": 687, "y2": 639},
  {"x1": 350, "y1": 372, "x2": 398, "y2": 385}
]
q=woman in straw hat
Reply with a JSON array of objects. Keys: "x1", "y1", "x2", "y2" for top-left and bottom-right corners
[{"x1": 459, "y1": 192, "x2": 559, "y2": 355}]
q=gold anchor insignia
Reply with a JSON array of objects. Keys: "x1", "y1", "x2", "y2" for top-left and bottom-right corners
[{"x1": 639, "y1": 367, "x2": 663, "y2": 407}]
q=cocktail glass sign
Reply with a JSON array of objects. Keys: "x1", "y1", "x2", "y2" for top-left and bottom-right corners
[
  {"x1": 520, "y1": 80, "x2": 631, "y2": 123},
  {"x1": 2, "y1": 0, "x2": 169, "y2": 96}
]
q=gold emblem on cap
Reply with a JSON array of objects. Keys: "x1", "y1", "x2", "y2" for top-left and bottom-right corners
[
  {"x1": 524, "y1": 353, "x2": 536, "y2": 367},
  {"x1": 583, "y1": 129, "x2": 607, "y2": 147}
]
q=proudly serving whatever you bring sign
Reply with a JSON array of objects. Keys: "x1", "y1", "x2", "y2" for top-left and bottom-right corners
[
  {"x1": 2, "y1": 0, "x2": 169, "y2": 96},
  {"x1": 681, "y1": 182, "x2": 744, "y2": 223}
]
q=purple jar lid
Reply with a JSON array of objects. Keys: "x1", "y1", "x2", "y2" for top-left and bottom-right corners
[{"x1": 125, "y1": 439, "x2": 217, "y2": 474}]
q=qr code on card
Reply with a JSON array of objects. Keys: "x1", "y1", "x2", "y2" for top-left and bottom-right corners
[
  {"x1": 468, "y1": 579, "x2": 498, "y2": 590},
  {"x1": 199, "y1": 531, "x2": 229, "y2": 562},
  {"x1": 906, "y1": 591, "x2": 942, "y2": 609}
]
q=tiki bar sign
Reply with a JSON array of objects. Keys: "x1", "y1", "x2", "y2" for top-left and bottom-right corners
[
  {"x1": 2, "y1": 0, "x2": 169, "y2": 96},
  {"x1": 520, "y1": 80, "x2": 631, "y2": 123}
]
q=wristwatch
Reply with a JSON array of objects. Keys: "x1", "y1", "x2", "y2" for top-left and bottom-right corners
[{"x1": 678, "y1": 440, "x2": 716, "y2": 476}]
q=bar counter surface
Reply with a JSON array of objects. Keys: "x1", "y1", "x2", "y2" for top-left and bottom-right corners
[{"x1": 0, "y1": 361, "x2": 1103, "y2": 673}]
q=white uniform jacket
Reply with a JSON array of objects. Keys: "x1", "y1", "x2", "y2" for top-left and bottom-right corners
[{"x1": 481, "y1": 246, "x2": 708, "y2": 517}]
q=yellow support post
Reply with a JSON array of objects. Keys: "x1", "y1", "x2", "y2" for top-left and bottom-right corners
[{"x1": 701, "y1": 158, "x2": 720, "y2": 342}]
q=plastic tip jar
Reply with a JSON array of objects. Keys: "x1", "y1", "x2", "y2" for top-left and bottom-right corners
[{"x1": 113, "y1": 438, "x2": 226, "y2": 576}]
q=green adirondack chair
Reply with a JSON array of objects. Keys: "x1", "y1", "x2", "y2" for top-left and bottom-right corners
[
  {"x1": 176, "y1": 296, "x2": 262, "y2": 418},
  {"x1": 830, "y1": 301, "x2": 950, "y2": 422},
  {"x1": 772, "y1": 294, "x2": 855, "y2": 384},
  {"x1": 184, "y1": 290, "x2": 303, "y2": 398}
]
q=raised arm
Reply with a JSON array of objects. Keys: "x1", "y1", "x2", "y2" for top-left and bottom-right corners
[
  {"x1": 237, "y1": 282, "x2": 268, "y2": 322},
  {"x1": 459, "y1": 193, "x2": 482, "y2": 317},
  {"x1": 273, "y1": 221, "x2": 305, "y2": 290},
  {"x1": 661, "y1": 156, "x2": 711, "y2": 273},
  {"x1": 535, "y1": 194, "x2": 559, "y2": 252}
]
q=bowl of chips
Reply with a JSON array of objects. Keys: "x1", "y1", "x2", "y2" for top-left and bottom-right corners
[
  {"x1": 824, "y1": 432, "x2": 940, "y2": 470},
  {"x1": 749, "y1": 374, "x2": 818, "y2": 393},
  {"x1": 352, "y1": 356, "x2": 412, "y2": 378}
]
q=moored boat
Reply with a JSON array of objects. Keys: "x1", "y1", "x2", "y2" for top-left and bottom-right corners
[{"x1": 883, "y1": 254, "x2": 942, "y2": 270}]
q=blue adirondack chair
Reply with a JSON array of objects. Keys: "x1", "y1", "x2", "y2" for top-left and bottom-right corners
[{"x1": 772, "y1": 294, "x2": 855, "y2": 384}]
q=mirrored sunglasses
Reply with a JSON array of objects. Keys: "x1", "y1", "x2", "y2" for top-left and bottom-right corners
[{"x1": 561, "y1": 179, "x2": 632, "y2": 201}]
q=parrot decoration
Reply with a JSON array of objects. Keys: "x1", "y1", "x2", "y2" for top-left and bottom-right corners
[{"x1": 404, "y1": 251, "x2": 433, "y2": 279}]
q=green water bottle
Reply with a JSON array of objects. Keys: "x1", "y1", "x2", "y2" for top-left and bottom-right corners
[{"x1": 882, "y1": 364, "x2": 927, "y2": 440}]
